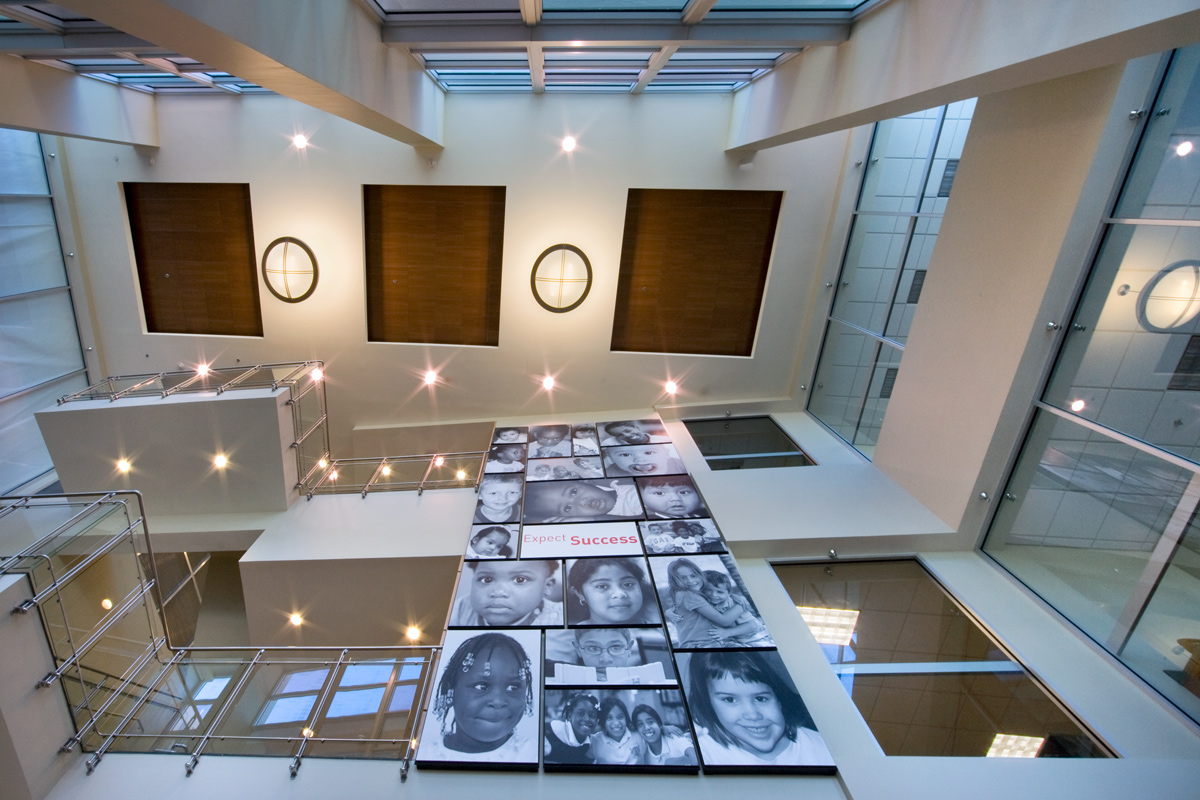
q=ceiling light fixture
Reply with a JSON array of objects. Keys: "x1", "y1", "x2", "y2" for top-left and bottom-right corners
[
  {"x1": 665, "y1": 380, "x2": 678, "y2": 395},
  {"x1": 101, "y1": 598, "x2": 113, "y2": 610},
  {"x1": 1178, "y1": 141, "x2": 1193, "y2": 157},
  {"x1": 318, "y1": 458, "x2": 328, "y2": 469},
  {"x1": 293, "y1": 134, "x2": 308, "y2": 149},
  {"x1": 289, "y1": 613, "x2": 303, "y2": 626},
  {"x1": 434, "y1": 456, "x2": 445, "y2": 467},
  {"x1": 197, "y1": 363, "x2": 210, "y2": 376},
  {"x1": 214, "y1": 454, "x2": 228, "y2": 468},
  {"x1": 381, "y1": 465, "x2": 391, "y2": 476},
  {"x1": 406, "y1": 626, "x2": 420, "y2": 641},
  {"x1": 1070, "y1": 399, "x2": 1085, "y2": 412},
  {"x1": 562, "y1": 136, "x2": 577, "y2": 152},
  {"x1": 542, "y1": 376, "x2": 555, "y2": 390},
  {"x1": 329, "y1": 469, "x2": 338, "y2": 480},
  {"x1": 455, "y1": 470, "x2": 467, "y2": 480},
  {"x1": 117, "y1": 459, "x2": 130, "y2": 473},
  {"x1": 311, "y1": 367, "x2": 323, "y2": 381},
  {"x1": 261, "y1": 237, "x2": 319, "y2": 303},
  {"x1": 424, "y1": 370, "x2": 438, "y2": 385}
]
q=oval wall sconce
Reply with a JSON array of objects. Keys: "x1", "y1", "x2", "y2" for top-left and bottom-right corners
[
  {"x1": 1134, "y1": 259, "x2": 1200, "y2": 332},
  {"x1": 531, "y1": 243, "x2": 592, "y2": 313},
  {"x1": 261, "y1": 236, "x2": 318, "y2": 303}
]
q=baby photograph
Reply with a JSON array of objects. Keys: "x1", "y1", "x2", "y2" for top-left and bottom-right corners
[
  {"x1": 525, "y1": 456, "x2": 604, "y2": 482},
  {"x1": 544, "y1": 627, "x2": 676, "y2": 686},
  {"x1": 648, "y1": 554, "x2": 774, "y2": 649},
  {"x1": 602, "y1": 443, "x2": 685, "y2": 478},
  {"x1": 675, "y1": 650, "x2": 835, "y2": 772},
  {"x1": 572, "y1": 424, "x2": 600, "y2": 456},
  {"x1": 598, "y1": 419, "x2": 671, "y2": 447},
  {"x1": 636, "y1": 475, "x2": 708, "y2": 519},
  {"x1": 448, "y1": 559, "x2": 563, "y2": 628},
  {"x1": 415, "y1": 628, "x2": 542, "y2": 767},
  {"x1": 543, "y1": 688, "x2": 698, "y2": 771},
  {"x1": 640, "y1": 519, "x2": 727, "y2": 555},
  {"x1": 474, "y1": 474, "x2": 523, "y2": 524},
  {"x1": 523, "y1": 478, "x2": 643, "y2": 523},
  {"x1": 485, "y1": 443, "x2": 527, "y2": 474},
  {"x1": 527, "y1": 424, "x2": 574, "y2": 459},
  {"x1": 492, "y1": 426, "x2": 529, "y2": 444},
  {"x1": 564, "y1": 556, "x2": 662, "y2": 628},
  {"x1": 465, "y1": 524, "x2": 519, "y2": 559}
]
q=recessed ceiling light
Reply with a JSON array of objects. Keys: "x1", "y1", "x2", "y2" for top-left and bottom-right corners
[
  {"x1": 543, "y1": 376, "x2": 555, "y2": 390},
  {"x1": 318, "y1": 458, "x2": 328, "y2": 469},
  {"x1": 562, "y1": 136, "x2": 576, "y2": 152},
  {"x1": 406, "y1": 626, "x2": 420, "y2": 641},
  {"x1": 311, "y1": 367, "x2": 323, "y2": 381},
  {"x1": 434, "y1": 456, "x2": 445, "y2": 467},
  {"x1": 117, "y1": 459, "x2": 130, "y2": 473},
  {"x1": 381, "y1": 465, "x2": 391, "y2": 476},
  {"x1": 289, "y1": 613, "x2": 303, "y2": 626},
  {"x1": 329, "y1": 469, "x2": 338, "y2": 479},
  {"x1": 455, "y1": 470, "x2": 467, "y2": 480},
  {"x1": 293, "y1": 134, "x2": 308, "y2": 149},
  {"x1": 665, "y1": 380, "x2": 678, "y2": 394},
  {"x1": 197, "y1": 363, "x2": 210, "y2": 376},
  {"x1": 100, "y1": 598, "x2": 113, "y2": 610},
  {"x1": 424, "y1": 370, "x2": 438, "y2": 385},
  {"x1": 1177, "y1": 141, "x2": 1193, "y2": 156},
  {"x1": 214, "y1": 454, "x2": 228, "y2": 468},
  {"x1": 987, "y1": 733, "x2": 1044, "y2": 758},
  {"x1": 1070, "y1": 399, "x2": 1085, "y2": 412},
  {"x1": 301, "y1": 727, "x2": 314, "y2": 738}
]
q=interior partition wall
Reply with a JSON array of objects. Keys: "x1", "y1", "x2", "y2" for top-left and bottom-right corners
[
  {"x1": 0, "y1": 129, "x2": 90, "y2": 493},
  {"x1": 983, "y1": 46, "x2": 1200, "y2": 727},
  {"x1": 808, "y1": 101, "x2": 975, "y2": 459}
]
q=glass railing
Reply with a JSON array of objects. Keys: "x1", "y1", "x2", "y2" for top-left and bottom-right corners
[
  {"x1": 305, "y1": 452, "x2": 487, "y2": 499},
  {"x1": 1, "y1": 492, "x2": 439, "y2": 780}
]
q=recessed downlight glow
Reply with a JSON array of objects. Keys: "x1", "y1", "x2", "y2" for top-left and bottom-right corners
[
  {"x1": 117, "y1": 459, "x2": 131, "y2": 473},
  {"x1": 311, "y1": 367, "x2": 323, "y2": 381},
  {"x1": 329, "y1": 470, "x2": 338, "y2": 480},
  {"x1": 987, "y1": 733, "x2": 1044, "y2": 758},
  {"x1": 197, "y1": 363, "x2": 210, "y2": 376},
  {"x1": 1070, "y1": 399, "x2": 1086, "y2": 412},
  {"x1": 562, "y1": 136, "x2": 577, "y2": 152},
  {"x1": 381, "y1": 465, "x2": 391, "y2": 476},
  {"x1": 665, "y1": 380, "x2": 678, "y2": 395},
  {"x1": 318, "y1": 458, "x2": 328, "y2": 469},
  {"x1": 289, "y1": 613, "x2": 303, "y2": 627},
  {"x1": 455, "y1": 470, "x2": 467, "y2": 480},
  {"x1": 293, "y1": 134, "x2": 309, "y2": 149},
  {"x1": 100, "y1": 598, "x2": 113, "y2": 610},
  {"x1": 542, "y1": 376, "x2": 555, "y2": 390},
  {"x1": 406, "y1": 626, "x2": 420, "y2": 641},
  {"x1": 796, "y1": 606, "x2": 860, "y2": 646},
  {"x1": 1177, "y1": 140, "x2": 1193, "y2": 157},
  {"x1": 434, "y1": 456, "x2": 445, "y2": 467},
  {"x1": 301, "y1": 727, "x2": 314, "y2": 738},
  {"x1": 214, "y1": 454, "x2": 228, "y2": 468},
  {"x1": 424, "y1": 370, "x2": 438, "y2": 385}
]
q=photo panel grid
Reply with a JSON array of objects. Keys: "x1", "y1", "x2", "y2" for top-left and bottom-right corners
[
  {"x1": 415, "y1": 628, "x2": 542, "y2": 769},
  {"x1": 636, "y1": 474, "x2": 709, "y2": 520},
  {"x1": 525, "y1": 456, "x2": 604, "y2": 482},
  {"x1": 564, "y1": 556, "x2": 663, "y2": 628},
  {"x1": 648, "y1": 554, "x2": 775, "y2": 649},
  {"x1": 545, "y1": 627, "x2": 676, "y2": 686},
  {"x1": 602, "y1": 443, "x2": 686, "y2": 478},
  {"x1": 448, "y1": 559, "x2": 565, "y2": 628},
  {"x1": 543, "y1": 687, "x2": 699, "y2": 772},
  {"x1": 640, "y1": 518, "x2": 727, "y2": 555},
  {"x1": 466, "y1": 524, "x2": 520, "y2": 560},
  {"x1": 674, "y1": 650, "x2": 835, "y2": 773}
]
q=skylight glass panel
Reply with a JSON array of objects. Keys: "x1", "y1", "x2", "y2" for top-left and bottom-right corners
[
  {"x1": 280, "y1": 668, "x2": 329, "y2": 693},
  {"x1": 374, "y1": 0, "x2": 520, "y2": 11},
  {"x1": 543, "y1": 48, "x2": 655, "y2": 65},
  {"x1": 326, "y1": 687, "x2": 386, "y2": 717},
  {"x1": 669, "y1": 50, "x2": 786, "y2": 64},
  {"x1": 388, "y1": 683, "x2": 418, "y2": 712},
  {"x1": 61, "y1": 58, "x2": 143, "y2": 69},
  {"x1": 712, "y1": 0, "x2": 866, "y2": 9},
  {"x1": 340, "y1": 663, "x2": 395, "y2": 686},
  {"x1": 543, "y1": 0, "x2": 687, "y2": 10},
  {"x1": 417, "y1": 50, "x2": 528, "y2": 64},
  {"x1": 545, "y1": 83, "x2": 634, "y2": 92}
]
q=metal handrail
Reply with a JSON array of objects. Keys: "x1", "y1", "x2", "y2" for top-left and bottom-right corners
[{"x1": 0, "y1": 492, "x2": 117, "y2": 574}]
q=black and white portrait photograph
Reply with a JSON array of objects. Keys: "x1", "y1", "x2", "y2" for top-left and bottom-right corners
[
  {"x1": 543, "y1": 688, "x2": 698, "y2": 771},
  {"x1": 465, "y1": 524, "x2": 519, "y2": 559},
  {"x1": 527, "y1": 424, "x2": 574, "y2": 459},
  {"x1": 602, "y1": 443, "x2": 685, "y2": 478},
  {"x1": 649, "y1": 554, "x2": 774, "y2": 649},
  {"x1": 484, "y1": 443, "x2": 527, "y2": 474},
  {"x1": 523, "y1": 478, "x2": 644, "y2": 523},
  {"x1": 565, "y1": 556, "x2": 662, "y2": 627},
  {"x1": 636, "y1": 474, "x2": 708, "y2": 519},
  {"x1": 524, "y1": 456, "x2": 604, "y2": 482},
  {"x1": 572, "y1": 423, "x2": 601, "y2": 456},
  {"x1": 598, "y1": 419, "x2": 671, "y2": 447},
  {"x1": 640, "y1": 519, "x2": 727, "y2": 555},
  {"x1": 545, "y1": 627, "x2": 676, "y2": 686},
  {"x1": 676, "y1": 650, "x2": 835, "y2": 773},
  {"x1": 448, "y1": 558, "x2": 563, "y2": 628},
  {"x1": 415, "y1": 629, "x2": 542, "y2": 768},
  {"x1": 492, "y1": 426, "x2": 529, "y2": 445},
  {"x1": 474, "y1": 474, "x2": 523, "y2": 525}
]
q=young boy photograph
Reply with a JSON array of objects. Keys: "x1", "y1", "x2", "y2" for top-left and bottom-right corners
[{"x1": 449, "y1": 559, "x2": 563, "y2": 627}]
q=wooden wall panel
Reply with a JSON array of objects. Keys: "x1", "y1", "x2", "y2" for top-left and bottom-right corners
[
  {"x1": 364, "y1": 185, "x2": 505, "y2": 346},
  {"x1": 611, "y1": 189, "x2": 782, "y2": 357},
  {"x1": 124, "y1": 183, "x2": 262, "y2": 337}
]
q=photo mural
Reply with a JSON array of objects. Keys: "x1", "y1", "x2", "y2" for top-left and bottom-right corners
[{"x1": 417, "y1": 418, "x2": 836, "y2": 775}]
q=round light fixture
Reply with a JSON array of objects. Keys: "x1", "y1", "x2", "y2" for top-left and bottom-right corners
[
  {"x1": 406, "y1": 626, "x2": 421, "y2": 641},
  {"x1": 562, "y1": 136, "x2": 577, "y2": 152},
  {"x1": 434, "y1": 456, "x2": 445, "y2": 467},
  {"x1": 455, "y1": 470, "x2": 467, "y2": 480},
  {"x1": 261, "y1": 237, "x2": 318, "y2": 303},
  {"x1": 329, "y1": 470, "x2": 338, "y2": 480},
  {"x1": 311, "y1": 367, "x2": 323, "y2": 381},
  {"x1": 1070, "y1": 399, "x2": 1085, "y2": 412},
  {"x1": 293, "y1": 134, "x2": 309, "y2": 149},
  {"x1": 214, "y1": 454, "x2": 228, "y2": 468},
  {"x1": 542, "y1": 376, "x2": 556, "y2": 390},
  {"x1": 117, "y1": 459, "x2": 131, "y2": 473},
  {"x1": 424, "y1": 370, "x2": 438, "y2": 385},
  {"x1": 318, "y1": 458, "x2": 328, "y2": 469},
  {"x1": 1178, "y1": 141, "x2": 1193, "y2": 157},
  {"x1": 531, "y1": 244, "x2": 592, "y2": 313},
  {"x1": 197, "y1": 364, "x2": 210, "y2": 376},
  {"x1": 382, "y1": 465, "x2": 391, "y2": 476},
  {"x1": 1135, "y1": 260, "x2": 1200, "y2": 332},
  {"x1": 289, "y1": 613, "x2": 303, "y2": 626},
  {"x1": 101, "y1": 598, "x2": 113, "y2": 610},
  {"x1": 665, "y1": 380, "x2": 678, "y2": 395}
]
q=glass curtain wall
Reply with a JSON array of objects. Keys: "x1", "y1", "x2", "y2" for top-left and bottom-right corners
[
  {"x1": 808, "y1": 101, "x2": 975, "y2": 458},
  {"x1": 983, "y1": 47, "x2": 1200, "y2": 726},
  {"x1": 0, "y1": 128, "x2": 89, "y2": 492}
]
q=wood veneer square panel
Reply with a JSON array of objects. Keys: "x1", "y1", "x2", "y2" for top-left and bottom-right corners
[
  {"x1": 611, "y1": 188, "x2": 782, "y2": 357},
  {"x1": 364, "y1": 185, "x2": 505, "y2": 346},
  {"x1": 125, "y1": 183, "x2": 262, "y2": 337}
]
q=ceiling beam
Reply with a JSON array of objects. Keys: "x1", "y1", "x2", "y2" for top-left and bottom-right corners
[
  {"x1": 632, "y1": 45, "x2": 676, "y2": 93},
  {"x1": 385, "y1": 20, "x2": 849, "y2": 48},
  {"x1": 529, "y1": 43, "x2": 545, "y2": 93},
  {"x1": 680, "y1": 0, "x2": 719, "y2": 27},
  {"x1": 53, "y1": 0, "x2": 445, "y2": 149},
  {"x1": 0, "y1": 30, "x2": 161, "y2": 55},
  {"x1": 0, "y1": 4, "x2": 66, "y2": 33},
  {"x1": 519, "y1": 0, "x2": 541, "y2": 26},
  {"x1": 115, "y1": 50, "x2": 242, "y2": 93}
]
